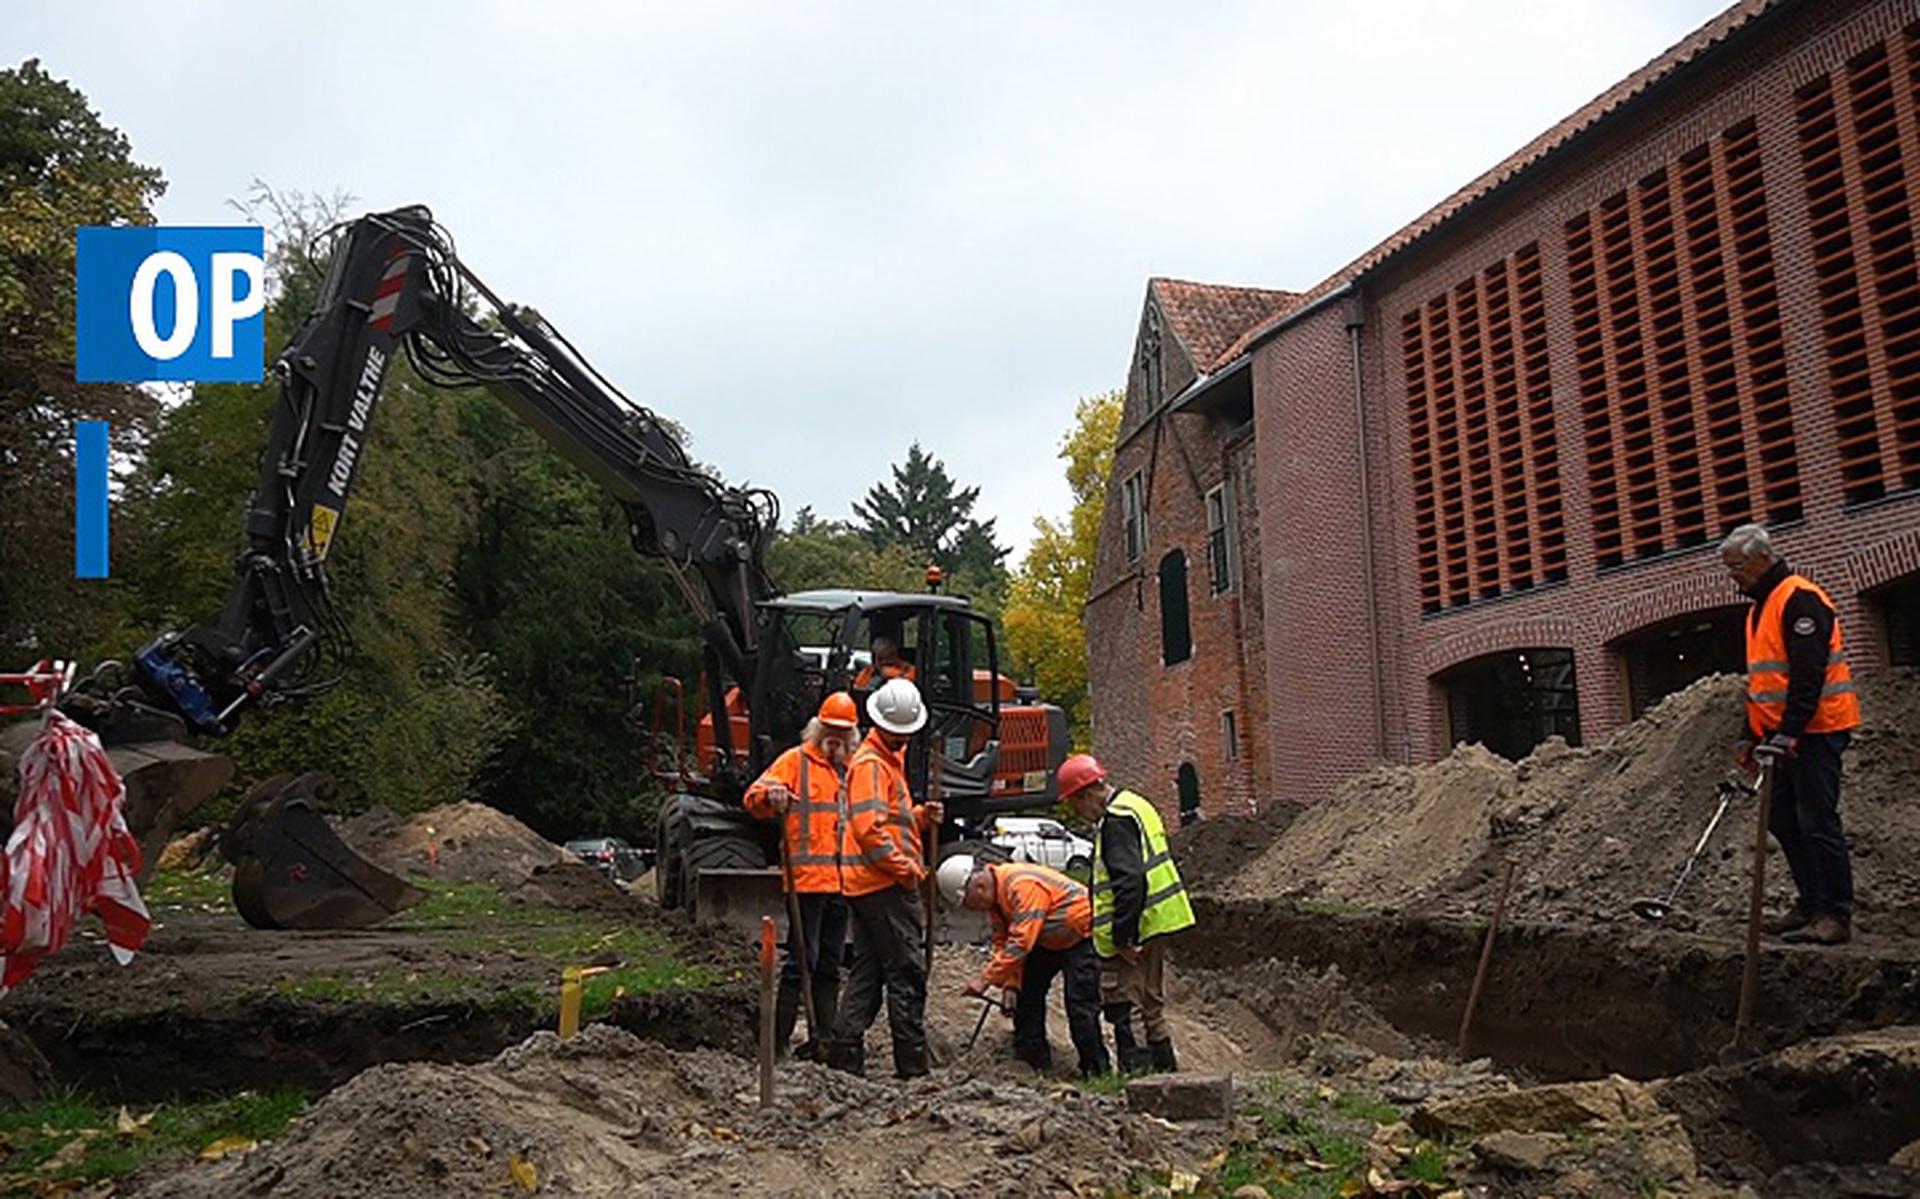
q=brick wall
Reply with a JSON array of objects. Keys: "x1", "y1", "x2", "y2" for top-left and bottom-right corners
[
  {"x1": 1241, "y1": 0, "x2": 1920, "y2": 798},
  {"x1": 1089, "y1": 307, "x2": 1270, "y2": 817}
]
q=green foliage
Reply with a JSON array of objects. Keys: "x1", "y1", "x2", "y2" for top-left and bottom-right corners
[
  {"x1": 850, "y1": 443, "x2": 1009, "y2": 607},
  {"x1": 451, "y1": 396, "x2": 700, "y2": 843},
  {"x1": 1002, "y1": 391, "x2": 1122, "y2": 745},
  {"x1": 0, "y1": 1087, "x2": 306, "y2": 1188},
  {"x1": 769, "y1": 506, "x2": 928, "y2": 594},
  {"x1": 0, "y1": 58, "x2": 166, "y2": 660}
]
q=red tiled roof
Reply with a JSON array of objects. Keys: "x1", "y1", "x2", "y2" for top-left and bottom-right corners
[
  {"x1": 1217, "y1": 0, "x2": 1783, "y2": 361},
  {"x1": 1149, "y1": 277, "x2": 1301, "y2": 372}
]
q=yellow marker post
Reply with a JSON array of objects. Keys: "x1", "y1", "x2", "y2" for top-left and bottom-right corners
[{"x1": 558, "y1": 966, "x2": 612, "y2": 1041}]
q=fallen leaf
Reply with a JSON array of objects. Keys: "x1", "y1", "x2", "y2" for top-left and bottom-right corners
[
  {"x1": 1169, "y1": 1169, "x2": 1199, "y2": 1194},
  {"x1": 115, "y1": 1107, "x2": 155, "y2": 1139},
  {"x1": 199, "y1": 1135, "x2": 256, "y2": 1162},
  {"x1": 43, "y1": 1130, "x2": 104, "y2": 1172},
  {"x1": 1205, "y1": 1149, "x2": 1230, "y2": 1170},
  {"x1": 1304, "y1": 1158, "x2": 1333, "y2": 1171},
  {"x1": 508, "y1": 1152, "x2": 538, "y2": 1193},
  {"x1": 1337, "y1": 1182, "x2": 1364, "y2": 1199},
  {"x1": 708, "y1": 1126, "x2": 738, "y2": 1143}
]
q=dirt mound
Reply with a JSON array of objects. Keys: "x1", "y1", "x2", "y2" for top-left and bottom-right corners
[
  {"x1": 1172, "y1": 802, "x2": 1299, "y2": 892},
  {"x1": 1226, "y1": 743, "x2": 1513, "y2": 907},
  {"x1": 1226, "y1": 670, "x2": 1920, "y2": 936},
  {"x1": 337, "y1": 802, "x2": 570, "y2": 890},
  {"x1": 503, "y1": 860, "x2": 639, "y2": 916},
  {"x1": 137, "y1": 1025, "x2": 1214, "y2": 1198}
]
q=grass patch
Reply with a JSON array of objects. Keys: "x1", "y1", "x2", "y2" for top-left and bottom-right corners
[
  {"x1": 0, "y1": 1088, "x2": 305, "y2": 1190},
  {"x1": 1076, "y1": 1071, "x2": 1130, "y2": 1097},
  {"x1": 143, "y1": 868, "x2": 234, "y2": 913},
  {"x1": 1329, "y1": 1089, "x2": 1401, "y2": 1125},
  {"x1": 257, "y1": 881, "x2": 718, "y2": 1015},
  {"x1": 1289, "y1": 898, "x2": 1366, "y2": 918}
]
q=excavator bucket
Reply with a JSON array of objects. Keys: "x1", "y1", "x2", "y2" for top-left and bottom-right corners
[
  {"x1": 224, "y1": 773, "x2": 426, "y2": 930},
  {"x1": 691, "y1": 867, "x2": 785, "y2": 936}
]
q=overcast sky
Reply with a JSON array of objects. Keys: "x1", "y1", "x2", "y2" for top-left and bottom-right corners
[{"x1": 11, "y1": 0, "x2": 1727, "y2": 556}]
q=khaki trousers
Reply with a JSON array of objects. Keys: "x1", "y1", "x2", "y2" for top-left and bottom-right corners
[{"x1": 1099, "y1": 937, "x2": 1169, "y2": 1042}]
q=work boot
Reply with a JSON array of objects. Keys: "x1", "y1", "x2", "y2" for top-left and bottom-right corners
[
  {"x1": 773, "y1": 983, "x2": 802, "y2": 1061},
  {"x1": 823, "y1": 1039, "x2": 865, "y2": 1077},
  {"x1": 893, "y1": 1043, "x2": 930, "y2": 1080},
  {"x1": 1107, "y1": 1003, "x2": 1151, "y2": 1074},
  {"x1": 1013, "y1": 1041, "x2": 1053, "y2": 1074},
  {"x1": 1782, "y1": 914, "x2": 1851, "y2": 946},
  {"x1": 794, "y1": 977, "x2": 840, "y2": 1062},
  {"x1": 1762, "y1": 907, "x2": 1812, "y2": 936},
  {"x1": 1148, "y1": 1038, "x2": 1178, "y2": 1074}
]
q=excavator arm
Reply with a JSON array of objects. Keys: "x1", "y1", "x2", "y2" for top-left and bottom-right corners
[{"x1": 131, "y1": 206, "x2": 778, "y2": 743}]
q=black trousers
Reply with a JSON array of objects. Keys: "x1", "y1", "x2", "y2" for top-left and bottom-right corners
[
  {"x1": 1012, "y1": 938, "x2": 1110, "y2": 1075},
  {"x1": 831, "y1": 887, "x2": 928, "y2": 1065},
  {"x1": 1769, "y1": 730, "x2": 1853, "y2": 921},
  {"x1": 781, "y1": 892, "x2": 848, "y2": 988}
]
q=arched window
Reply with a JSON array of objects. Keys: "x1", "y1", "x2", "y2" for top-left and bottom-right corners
[
  {"x1": 1177, "y1": 763, "x2": 1200, "y2": 819},
  {"x1": 1158, "y1": 550, "x2": 1191, "y2": 665}
]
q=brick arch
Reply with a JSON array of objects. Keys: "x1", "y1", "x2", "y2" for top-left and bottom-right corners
[
  {"x1": 1597, "y1": 572, "x2": 1748, "y2": 644},
  {"x1": 1847, "y1": 527, "x2": 1920, "y2": 594},
  {"x1": 1420, "y1": 616, "x2": 1579, "y2": 677}
]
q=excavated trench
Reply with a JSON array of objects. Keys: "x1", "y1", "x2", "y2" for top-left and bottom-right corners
[
  {"x1": 1186, "y1": 897, "x2": 1920, "y2": 1080},
  {"x1": 6, "y1": 984, "x2": 758, "y2": 1103},
  {"x1": 1186, "y1": 897, "x2": 1920, "y2": 1185}
]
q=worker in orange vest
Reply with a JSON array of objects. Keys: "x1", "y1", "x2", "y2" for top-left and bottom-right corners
[
  {"x1": 743, "y1": 692, "x2": 857, "y2": 1058},
  {"x1": 1720, "y1": 524, "x2": 1862, "y2": 945},
  {"x1": 851, "y1": 634, "x2": 916, "y2": 690},
  {"x1": 822, "y1": 678, "x2": 943, "y2": 1078},
  {"x1": 938, "y1": 855, "x2": 1110, "y2": 1077}
]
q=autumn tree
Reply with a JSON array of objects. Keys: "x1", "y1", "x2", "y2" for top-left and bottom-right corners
[
  {"x1": 1001, "y1": 391, "x2": 1122, "y2": 745},
  {"x1": 0, "y1": 58, "x2": 166, "y2": 657}
]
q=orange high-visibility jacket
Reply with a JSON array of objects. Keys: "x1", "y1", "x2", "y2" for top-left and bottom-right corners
[
  {"x1": 743, "y1": 741, "x2": 847, "y2": 894},
  {"x1": 983, "y1": 862, "x2": 1092, "y2": 990},
  {"x1": 1746, "y1": 574, "x2": 1860, "y2": 737},
  {"x1": 838, "y1": 730, "x2": 929, "y2": 897},
  {"x1": 852, "y1": 659, "x2": 917, "y2": 690}
]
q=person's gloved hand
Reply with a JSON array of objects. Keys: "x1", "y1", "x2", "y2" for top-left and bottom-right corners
[
  {"x1": 1734, "y1": 739, "x2": 1756, "y2": 770},
  {"x1": 1758, "y1": 732, "x2": 1799, "y2": 761}
]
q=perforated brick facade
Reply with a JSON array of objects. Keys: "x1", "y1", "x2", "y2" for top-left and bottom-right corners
[{"x1": 1089, "y1": 0, "x2": 1920, "y2": 810}]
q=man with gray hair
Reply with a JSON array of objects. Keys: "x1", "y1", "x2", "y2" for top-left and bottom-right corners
[{"x1": 1719, "y1": 523, "x2": 1861, "y2": 945}]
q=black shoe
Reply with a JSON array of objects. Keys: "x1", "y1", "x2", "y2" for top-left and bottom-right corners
[
  {"x1": 773, "y1": 984, "x2": 801, "y2": 1061},
  {"x1": 1762, "y1": 907, "x2": 1812, "y2": 937},
  {"x1": 1781, "y1": 914, "x2": 1851, "y2": 945},
  {"x1": 893, "y1": 1045, "x2": 930, "y2": 1080},
  {"x1": 823, "y1": 1040, "x2": 865, "y2": 1077},
  {"x1": 1149, "y1": 1039, "x2": 1178, "y2": 1073}
]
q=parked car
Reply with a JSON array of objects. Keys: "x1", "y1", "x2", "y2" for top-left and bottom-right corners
[
  {"x1": 987, "y1": 816, "x2": 1094, "y2": 876},
  {"x1": 565, "y1": 837, "x2": 649, "y2": 882}
]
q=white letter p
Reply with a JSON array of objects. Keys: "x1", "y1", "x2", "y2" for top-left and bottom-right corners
[{"x1": 210, "y1": 252, "x2": 265, "y2": 359}]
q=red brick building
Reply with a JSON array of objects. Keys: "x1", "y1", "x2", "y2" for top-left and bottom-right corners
[{"x1": 1088, "y1": 0, "x2": 1920, "y2": 815}]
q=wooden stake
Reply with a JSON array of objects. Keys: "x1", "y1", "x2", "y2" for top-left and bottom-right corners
[
  {"x1": 1732, "y1": 757, "x2": 1775, "y2": 1054},
  {"x1": 1457, "y1": 857, "x2": 1517, "y2": 1057},
  {"x1": 758, "y1": 916, "x2": 777, "y2": 1108}
]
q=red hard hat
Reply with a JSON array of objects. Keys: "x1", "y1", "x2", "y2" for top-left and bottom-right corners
[
  {"x1": 817, "y1": 691, "x2": 859, "y2": 729},
  {"x1": 1056, "y1": 753, "x2": 1107, "y2": 799}
]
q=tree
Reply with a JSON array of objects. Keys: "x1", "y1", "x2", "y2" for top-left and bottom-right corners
[
  {"x1": 0, "y1": 59, "x2": 166, "y2": 659},
  {"x1": 851, "y1": 443, "x2": 1009, "y2": 612},
  {"x1": 1001, "y1": 391, "x2": 1122, "y2": 746},
  {"x1": 768, "y1": 506, "x2": 926, "y2": 595}
]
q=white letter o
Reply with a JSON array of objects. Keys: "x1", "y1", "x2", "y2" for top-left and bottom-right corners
[{"x1": 129, "y1": 251, "x2": 198, "y2": 360}]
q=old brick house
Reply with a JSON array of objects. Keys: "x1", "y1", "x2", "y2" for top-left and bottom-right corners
[{"x1": 1088, "y1": 0, "x2": 1920, "y2": 815}]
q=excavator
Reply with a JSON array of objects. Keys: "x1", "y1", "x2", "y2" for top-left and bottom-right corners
[{"x1": 18, "y1": 206, "x2": 1066, "y2": 929}]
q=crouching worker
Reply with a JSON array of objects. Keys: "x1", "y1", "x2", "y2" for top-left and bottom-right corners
[
  {"x1": 937, "y1": 855, "x2": 1111, "y2": 1077},
  {"x1": 743, "y1": 691, "x2": 857, "y2": 1060}
]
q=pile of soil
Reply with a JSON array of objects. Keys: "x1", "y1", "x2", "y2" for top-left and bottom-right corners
[
  {"x1": 336, "y1": 802, "x2": 571, "y2": 890},
  {"x1": 1170, "y1": 801, "x2": 1300, "y2": 893},
  {"x1": 503, "y1": 860, "x2": 639, "y2": 916},
  {"x1": 136, "y1": 1025, "x2": 1215, "y2": 1198},
  {"x1": 1228, "y1": 670, "x2": 1920, "y2": 936}
]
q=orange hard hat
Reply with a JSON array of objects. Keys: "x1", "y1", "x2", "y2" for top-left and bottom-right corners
[
  {"x1": 1057, "y1": 753, "x2": 1107, "y2": 799},
  {"x1": 817, "y1": 691, "x2": 859, "y2": 729}
]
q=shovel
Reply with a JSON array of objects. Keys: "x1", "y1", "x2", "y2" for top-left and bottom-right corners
[{"x1": 1629, "y1": 774, "x2": 1757, "y2": 923}]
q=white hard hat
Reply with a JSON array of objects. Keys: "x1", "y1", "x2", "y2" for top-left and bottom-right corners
[
  {"x1": 866, "y1": 677, "x2": 928, "y2": 734},
  {"x1": 937, "y1": 854, "x2": 982, "y2": 908}
]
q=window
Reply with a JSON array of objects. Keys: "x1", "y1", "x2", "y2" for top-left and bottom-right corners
[
  {"x1": 1158, "y1": 549, "x2": 1191, "y2": 665},
  {"x1": 1122, "y1": 472, "x2": 1146, "y2": 563},
  {"x1": 1140, "y1": 303, "x2": 1165, "y2": 408},
  {"x1": 1205, "y1": 483, "x2": 1236, "y2": 594},
  {"x1": 1877, "y1": 576, "x2": 1920, "y2": 667},
  {"x1": 1221, "y1": 709, "x2": 1238, "y2": 760},
  {"x1": 1441, "y1": 647, "x2": 1582, "y2": 761},
  {"x1": 1177, "y1": 764, "x2": 1200, "y2": 818}
]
